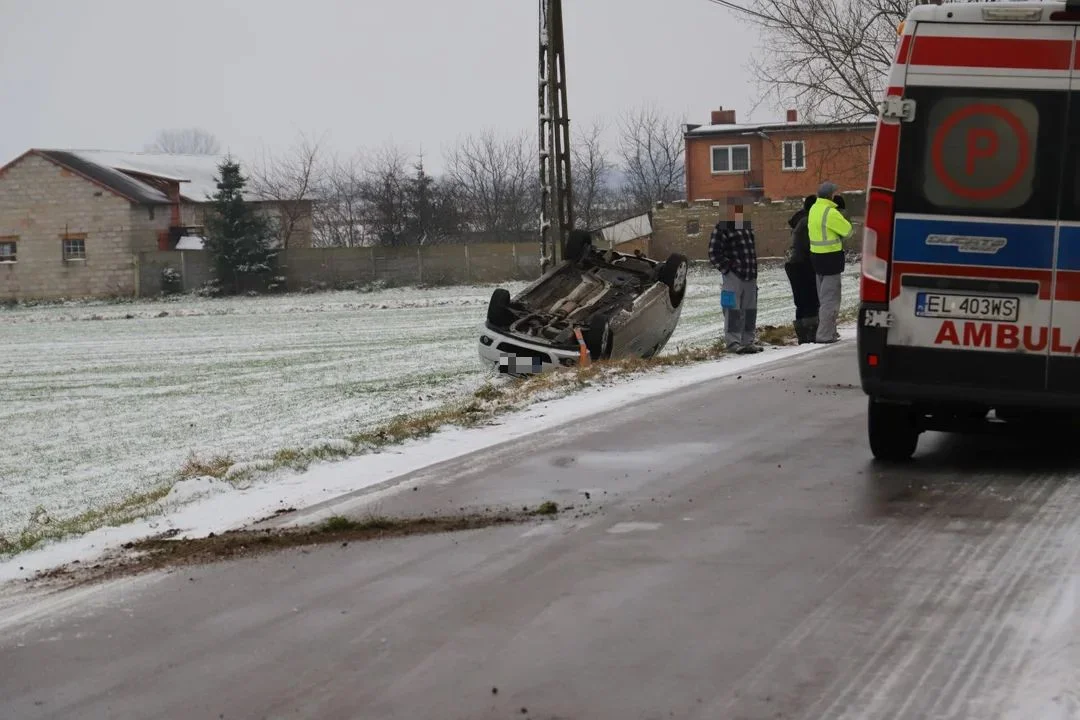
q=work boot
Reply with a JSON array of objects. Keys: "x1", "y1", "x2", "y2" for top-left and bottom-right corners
[
  {"x1": 804, "y1": 316, "x2": 819, "y2": 343},
  {"x1": 793, "y1": 319, "x2": 809, "y2": 344}
]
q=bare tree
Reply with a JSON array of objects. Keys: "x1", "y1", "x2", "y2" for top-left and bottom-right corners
[
  {"x1": 706, "y1": 0, "x2": 905, "y2": 123},
  {"x1": 571, "y1": 119, "x2": 614, "y2": 231},
  {"x1": 313, "y1": 152, "x2": 369, "y2": 248},
  {"x1": 250, "y1": 133, "x2": 323, "y2": 249},
  {"x1": 147, "y1": 128, "x2": 221, "y2": 155},
  {"x1": 617, "y1": 104, "x2": 686, "y2": 212},
  {"x1": 361, "y1": 145, "x2": 412, "y2": 246},
  {"x1": 444, "y1": 130, "x2": 538, "y2": 238}
]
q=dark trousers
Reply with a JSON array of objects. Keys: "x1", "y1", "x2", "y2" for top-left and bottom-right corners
[{"x1": 784, "y1": 261, "x2": 819, "y2": 319}]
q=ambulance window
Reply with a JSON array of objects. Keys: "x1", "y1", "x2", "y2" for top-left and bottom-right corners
[
  {"x1": 895, "y1": 88, "x2": 1065, "y2": 220},
  {"x1": 921, "y1": 97, "x2": 1037, "y2": 211}
]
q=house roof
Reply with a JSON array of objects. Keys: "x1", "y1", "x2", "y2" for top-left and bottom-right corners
[
  {"x1": 4, "y1": 149, "x2": 268, "y2": 205},
  {"x1": 686, "y1": 118, "x2": 877, "y2": 138}
]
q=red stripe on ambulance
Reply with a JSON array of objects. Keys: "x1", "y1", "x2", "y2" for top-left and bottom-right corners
[
  {"x1": 933, "y1": 321, "x2": 1079, "y2": 354},
  {"x1": 909, "y1": 37, "x2": 1072, "y2": 70}
]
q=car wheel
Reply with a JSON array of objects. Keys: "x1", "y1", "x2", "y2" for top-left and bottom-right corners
[
  {"x1": 868, "y1": 398, "x2": 919, "y2": 462},
  {"x1": 659, "y1": 253, "x2": 690, "y2": 308},
  {"x1": 583, "y1": 316, "x2": 613, "y2": 361},
  {"x1": 487, "y1": 288, "x2": 515, "y2": 328},
  {"x1": 564, "y1": 230, "x2": 593, "y2": 264}
]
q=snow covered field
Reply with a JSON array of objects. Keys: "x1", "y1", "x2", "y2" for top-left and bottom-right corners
[{"x1": 0, "y1": 263, "x2": 860, "y2": 545}]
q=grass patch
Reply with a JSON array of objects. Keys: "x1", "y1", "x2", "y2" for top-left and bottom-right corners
[
  {"x1": 0, "y1": 485, "x2": 173, "y2": 557},
  {"x1": 273, "y1": 447, "x2": 305, "y2": 467},
  {"x1": 534, "y1": 501, "x2": 559, "y2": 516},
  {"x1": 474, "y1": 384, "x2": 504, "y2": 402},
  {"x1": 179, "y1": 453, "x2": 234, "y2": 480},
  {"x1": 758, "y1": 324, "x2": 797, "y2": 346}
]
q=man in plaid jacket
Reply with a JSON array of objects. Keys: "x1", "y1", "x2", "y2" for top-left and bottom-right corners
[{"x1": 708, "y1": 197, "x2": 762, "y2": 354}]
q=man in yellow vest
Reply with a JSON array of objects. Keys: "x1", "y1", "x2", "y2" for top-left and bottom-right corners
[{"x1": 808, "y1": 181, "x2": 853, "y2": 343}]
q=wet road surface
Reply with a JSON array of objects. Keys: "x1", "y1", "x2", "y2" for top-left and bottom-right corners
[{"x1": 4, "y1": 342, "x2": 1080, "y2": 720}]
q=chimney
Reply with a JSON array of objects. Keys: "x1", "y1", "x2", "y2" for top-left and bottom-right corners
[
  {"x1": 786, "y1": 109, "x2": 798, "y2": 123},
  {"x1": 711, "y1": 107, "x2": 737, "y2": 125}
]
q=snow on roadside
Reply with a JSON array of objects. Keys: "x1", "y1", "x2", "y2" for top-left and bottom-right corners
[{"x1": 0, "y1": 328, "x2": 856, "y2": 584}]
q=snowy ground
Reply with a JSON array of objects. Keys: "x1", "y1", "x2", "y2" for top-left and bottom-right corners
[{"x1": 0, "y1": 263, "x2": 860, "y2": 547}]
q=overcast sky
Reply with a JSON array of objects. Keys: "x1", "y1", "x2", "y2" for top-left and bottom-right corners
[{"x1": 0, "y1": 0, "x2": 762, "y2": 174}]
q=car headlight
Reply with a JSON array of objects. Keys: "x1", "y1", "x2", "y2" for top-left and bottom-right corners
[{"x1": 480, "y1": 335, "x2": 494, "y2": 346}]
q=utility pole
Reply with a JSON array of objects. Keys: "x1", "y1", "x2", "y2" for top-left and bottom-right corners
[{"x1": 538, "y1": 0, "x2": 574, "y2": 274}]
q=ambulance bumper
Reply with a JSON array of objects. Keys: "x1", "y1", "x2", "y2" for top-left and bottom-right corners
[{"x1": 857, "y1": 304, "x2": 1080, "y2": 412}]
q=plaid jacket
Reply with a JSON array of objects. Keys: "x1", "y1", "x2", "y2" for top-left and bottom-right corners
[{"x1": 708, "y1": 221, "x2": 758, "y2": 282}]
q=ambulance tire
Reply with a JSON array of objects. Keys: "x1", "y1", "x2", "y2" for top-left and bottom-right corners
[{"x1": 868, "y1": 398, "x2": 919, "y2": 462}]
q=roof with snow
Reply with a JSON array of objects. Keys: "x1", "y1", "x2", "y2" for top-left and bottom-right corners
[
  {"x1": 8, "y1": 149, "x2": 269, "y2": 205},
  {"x1": 686, "y1": 117, "x2": 876, "y2": 138}
]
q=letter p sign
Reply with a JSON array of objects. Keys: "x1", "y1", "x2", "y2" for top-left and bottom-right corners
[{"x1": 966, "y1": 127, "x2": 999, "y2": 176}]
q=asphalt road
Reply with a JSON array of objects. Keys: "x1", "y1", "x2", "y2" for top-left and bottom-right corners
[{"x1": 4, "y1": 341, "x2": 1080, "y2": 720}]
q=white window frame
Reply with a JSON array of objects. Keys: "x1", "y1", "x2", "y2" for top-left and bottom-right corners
[
  {"x1": 782, "y1": 140, "x2": 807, "y2": 171},
  {"x1": 711, "y1": 144, "x2": 752, "y2": 175},
  {"x1": 62, "y1": 236, "x2": 87, "y2": 262},
  {"x1": 0, "y1": 238, "x2": 15, "y2": 264}
]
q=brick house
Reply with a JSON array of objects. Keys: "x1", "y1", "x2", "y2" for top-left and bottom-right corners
[
  {"x1": 0, "y1": 149, "x2": 313, "y2": 301},
  {"x1": 684, "y1": 107, "x2": 876, "y2": 202}
]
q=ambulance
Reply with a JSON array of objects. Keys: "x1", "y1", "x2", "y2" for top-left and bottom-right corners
[{"x1": 857, "y1": 0, "x2": 1080, "y2": 460}]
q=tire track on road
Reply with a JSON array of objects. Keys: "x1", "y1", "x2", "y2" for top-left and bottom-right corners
[
  {"x1": 854, "y1": 476, "x2": 1064, "y2": 719},
  {"x1": 714, "y1": 474, "x2": 987, "y2": 717},
  {"x1": 804, "y1": 477, "x2": 1039, "y2": 720}
]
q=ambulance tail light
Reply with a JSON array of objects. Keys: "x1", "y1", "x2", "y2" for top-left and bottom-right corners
[{"x1": 861, "y1": 190, "x2": 893, "y2": 304}]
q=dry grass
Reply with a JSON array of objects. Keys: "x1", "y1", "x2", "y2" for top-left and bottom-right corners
[
  {"x1": 1, "y1": 486, "x2": 174, "y2": 556},
  {"x1": 758, "y1": 324, "x2": 798, "y2": 346},
  {"x1": 178, "y1": 453, "x2": 234, "y2": 480}
]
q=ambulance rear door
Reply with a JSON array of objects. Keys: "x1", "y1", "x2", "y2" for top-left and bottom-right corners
[{"x1": 885, "y1": 19, "x2": 1073, "y2": 397}]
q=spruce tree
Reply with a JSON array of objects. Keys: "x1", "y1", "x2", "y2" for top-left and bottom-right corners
[{"x1": 204, "y1": 157, "x2": 277, "y2": 294}]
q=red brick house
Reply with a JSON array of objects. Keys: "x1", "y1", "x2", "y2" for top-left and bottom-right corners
[{"x1": 684, "y1": 107, "x2": 876, "y2": 202}]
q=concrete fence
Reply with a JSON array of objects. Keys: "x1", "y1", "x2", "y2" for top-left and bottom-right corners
[{"x1": 136, "y1": 242, "x2": 544, "y2": 296}]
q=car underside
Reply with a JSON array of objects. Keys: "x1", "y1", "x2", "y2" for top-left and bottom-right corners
[
  {"x1": 500, "y1": 251, "x2": 664, "y2": 349},
  {"x1": 482, "y1": 232, "x2": 688, "y2": 368}
]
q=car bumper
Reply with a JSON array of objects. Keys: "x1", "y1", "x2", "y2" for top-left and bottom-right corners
[{"x1": 478, "y1": 326, "x2": 581, "y2": 376}]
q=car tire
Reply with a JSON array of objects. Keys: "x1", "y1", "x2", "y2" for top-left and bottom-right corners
[
  {"x1": 487, "y1": 288, "x2": 514, "y2": 328},
  {"x1": 659, "y1": 253, "x2": 690, "y2": 308},
  {"x1": 868, "y1": 398, "x2": 919, "y2": 462},
  {"x1": 583, "y1": 316, "x2": 613, "y2": 361},
  {"x1": 565, "y1": 230, "x2": 592, "y2": 264}
]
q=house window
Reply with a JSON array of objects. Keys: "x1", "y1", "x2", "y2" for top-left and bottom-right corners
[
  {"x1": 711, "y1": 145, "x2": 751, "y2": 174},
  {"x1": 62, "y1": 236, "x2": 87, "y2": 261},
  {"x1": 782, "y1": 140, "x2": 806, "y2": 171},
  {"x1": 0, "y1": 238, "x2": 15, "y2": 263}
]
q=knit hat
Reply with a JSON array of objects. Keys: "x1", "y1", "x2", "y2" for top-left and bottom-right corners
[{"x1": 818, "y1": 181, "x2": 838, "y2": 198}]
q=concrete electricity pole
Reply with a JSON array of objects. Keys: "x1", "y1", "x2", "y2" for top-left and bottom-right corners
[{"x1": 538, "y1": 0, "x2": 575, "y2": 273}]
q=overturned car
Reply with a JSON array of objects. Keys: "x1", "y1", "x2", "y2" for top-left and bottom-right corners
[{"x1": 479, "y1": 230, "x2": 689, "y2": 375}]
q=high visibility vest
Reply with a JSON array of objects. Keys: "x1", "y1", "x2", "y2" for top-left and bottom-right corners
[{"x1": 807, "y1": 198, "x2": 848, "y2": 254}]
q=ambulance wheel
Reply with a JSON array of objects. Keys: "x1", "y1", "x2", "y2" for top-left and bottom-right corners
[{"x1": 868, "y1": 398, "x2": 919, "y2": 462}]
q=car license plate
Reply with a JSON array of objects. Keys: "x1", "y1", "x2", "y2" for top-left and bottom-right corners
[
  {"x1": 499, "y1": 354, "x2": 543, "y2": 374},
  {"x1": 915, "y1": 292, "x2": 1019, "y2": 322}
]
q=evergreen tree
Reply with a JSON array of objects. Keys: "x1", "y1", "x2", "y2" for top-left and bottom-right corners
[
  {"x1": 406, "y1": 154, "x2": 462, "y2": 245},
  {"x1": 204, "y1": 157, "x2": 277, "y2": 294}
]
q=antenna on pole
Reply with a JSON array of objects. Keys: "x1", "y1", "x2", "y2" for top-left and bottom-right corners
[{"x1": 538, "y1": 0, "x2": 574, "y2": 273}]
